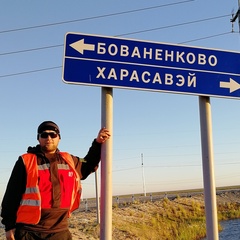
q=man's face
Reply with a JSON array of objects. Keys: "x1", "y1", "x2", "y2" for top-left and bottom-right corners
[{"x1": 38, "y1": 130, "x2": 60, "y2": 153}]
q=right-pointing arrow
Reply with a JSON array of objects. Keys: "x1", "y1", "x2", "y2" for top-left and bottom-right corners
[
  {"x1": 220, "y1": 78, "x2": 240, "y2": 93},
  {"x1": 69, "y1": 39, "x2": 95, "y2": 54}
]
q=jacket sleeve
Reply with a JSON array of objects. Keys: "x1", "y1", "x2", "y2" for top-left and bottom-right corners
[
  {"x1": 79, "y1": 139, "x2": 102, "y2": 180},
  {"x1": 1, "y1": 157, "x2": 26, "y2": 231}
]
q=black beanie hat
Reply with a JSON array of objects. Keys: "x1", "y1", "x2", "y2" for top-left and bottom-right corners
[{"x1": 37, "y1": 121, "x2": 61, "y2": 139}]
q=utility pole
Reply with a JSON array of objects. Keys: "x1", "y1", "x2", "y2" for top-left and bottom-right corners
[
  {"x1": 141, "y1": 153, "x2": 146, "y2": 197},
  {"x1": 95, "y1": 171, "x2": 100, "y2": 224},
  {"x1": 231, "y1": 0, "x2": 240, "y2": 32}
]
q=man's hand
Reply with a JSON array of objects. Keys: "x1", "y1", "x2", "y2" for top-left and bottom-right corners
[
  {"x1": 96, "y1": 127, "x2": 111, "y2": 144},
  {"x1": 6, "y1": 229, "x2": 15, "y2": 240}
]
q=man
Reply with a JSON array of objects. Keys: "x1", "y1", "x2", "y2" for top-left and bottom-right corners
[{"x1": 1, "y1": 121, "x2": 110, "y2": 240}]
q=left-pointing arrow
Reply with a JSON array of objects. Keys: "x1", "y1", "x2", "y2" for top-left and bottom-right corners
[
  {"x1": 219, "y1": 78, "x2": 240, "y2": 93},
  {"x1": 69, "y1": 39, "x2": 95, "y2": 54}
]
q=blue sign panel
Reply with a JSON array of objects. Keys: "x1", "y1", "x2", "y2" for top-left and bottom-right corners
[{"x1": 62, "y1": 32, "x2": 240, "y2": 99}]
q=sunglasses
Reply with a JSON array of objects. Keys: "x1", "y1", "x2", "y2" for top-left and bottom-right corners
[{"x1": 39, "y1": 132, "x2": 58, "y2": 139}]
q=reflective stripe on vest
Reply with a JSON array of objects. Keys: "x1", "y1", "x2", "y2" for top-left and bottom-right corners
[
  {"x1": 20, "y1": 187, "x2": 41, "y2": 207},
  {"x1": 20, "y1": 199, "x2": 41, "y2": 206}
]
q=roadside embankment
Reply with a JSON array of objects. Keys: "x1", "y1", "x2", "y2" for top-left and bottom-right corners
[{"x1": 1, "y1": 189, "x2": 240, "y2": 239}]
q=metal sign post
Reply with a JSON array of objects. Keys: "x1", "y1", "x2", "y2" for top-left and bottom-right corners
[
  {"x1": 199, "y1": 96, "x2": 219, "y2": 240},
  {"x1": 100, "y1": 87, "x2": 113, "y2": 240}
]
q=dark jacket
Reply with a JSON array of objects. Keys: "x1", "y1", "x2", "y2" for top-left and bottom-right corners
[{"x1": 1, "y1": 139, "x2": 101, "y2": 232}]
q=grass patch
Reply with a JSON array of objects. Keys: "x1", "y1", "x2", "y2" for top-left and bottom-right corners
[{"x1": 111, "y1": 193, "x2": 240, "y2": 239}]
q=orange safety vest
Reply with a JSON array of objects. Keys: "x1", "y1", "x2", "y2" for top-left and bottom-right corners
[{"x1": 16, "y1": 152, "x2": 81, "y2": 224}]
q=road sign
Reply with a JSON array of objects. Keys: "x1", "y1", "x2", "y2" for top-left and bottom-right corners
[{"x1": 62, "y1": 32, "x2": 240, "y2": 99}]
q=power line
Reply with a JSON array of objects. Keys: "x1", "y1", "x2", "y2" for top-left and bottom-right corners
[
  {"x1": 0, "y1": 24, "x2": 230, "y2": 80},
  {"x1": 0, "y1": 44, "x2": 63, "y2": 56},
  {"x1": 116, "y1": 14, "x2": 231, "y2": 37},
  {"x1": 0, "y1": 25, "x2": 231, "y2": 79},
  {"x1": 113, "y1": 161, "x2": 240, "y2": 173},
  {"x1": 0, "y1": 66, "x2": 61, "y2": 78},
  {"x1": 0, "y1": 0, "x2": 194, "y2": 34},
  {"x1": 179, "y1": 31, "x2": 234, "y2": 44},
  {"x1": 0, "y1": 15, "x2": 231, "y2": 57},
  {"x1": 0, "y1": 13, "x2": 234, "y2": 79}
]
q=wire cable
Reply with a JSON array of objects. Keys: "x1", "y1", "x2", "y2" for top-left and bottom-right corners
[
  {"x1": 179, "y1": 31, "x2": 234, "y2": 44},
  {"x1": 0, "y1": 0, "x2": 194, "y2": 34},
  {"x1": 0, "y1": 13, "x2": 234, "y2": 79},
  {"x1": 0, "y1": 30, "x2": 233, "y2": 79},
  {"x1": 0, "y1": 44, "x2": 63, "y2": 56},
  {"x1": 0, "y1": 15, "x2": 231, "y2": 57},
  {"x1": 116, "y1": 14, "x2": 231, "y2": 37},
  {"x1": 0, "y1": 66, "x2": 61, "y2": 78}
]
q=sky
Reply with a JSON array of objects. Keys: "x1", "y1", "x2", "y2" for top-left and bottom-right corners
[{"x1": 0, "y1": 0, "x2": 240, "y2": 202}]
